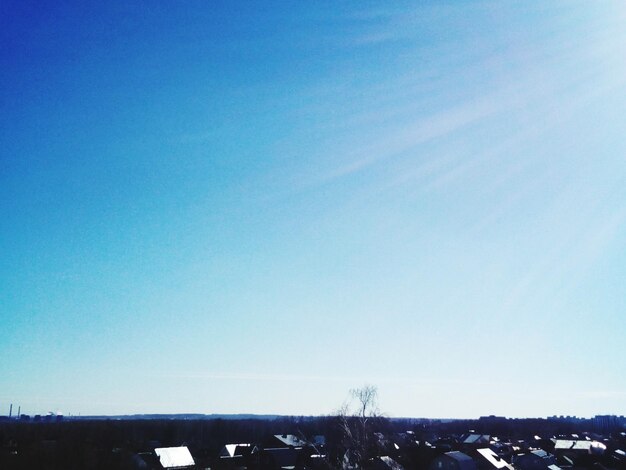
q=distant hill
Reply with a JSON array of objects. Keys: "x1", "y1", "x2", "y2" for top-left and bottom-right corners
[
  {"x1": 65, "y1": 413, "x2": 456, "y2": 422},
  {"x1": 69, "y1": 413, "x2": 287, "y2": 420}
]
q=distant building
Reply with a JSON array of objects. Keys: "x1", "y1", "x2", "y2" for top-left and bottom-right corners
[
  {"x1": 478, "y1": 416, "x2": 508, "y2": 426},
  {"x1": 593, "y1": 415, "x2": 626, "y2": 433}
]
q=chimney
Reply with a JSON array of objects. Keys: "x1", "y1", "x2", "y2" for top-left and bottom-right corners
[{"x1": 9, "y1": 403, "x2": 12, "y2": 418}]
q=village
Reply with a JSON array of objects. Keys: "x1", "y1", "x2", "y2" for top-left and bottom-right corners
[{"x1": 1, "y1": 413, "x2": 625, "y2": 470}]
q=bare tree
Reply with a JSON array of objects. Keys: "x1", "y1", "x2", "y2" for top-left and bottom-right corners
[
  {"x1": 335, "y1": 385, "x2": 385, "y2": 469},
  {"x1": 350, "y1": 385, "x2": 378, "y2": 424}
]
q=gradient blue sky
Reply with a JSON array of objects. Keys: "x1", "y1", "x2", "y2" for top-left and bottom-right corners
[{"x1": 1, "y1": 1, "x2": 626, "y2": 418}]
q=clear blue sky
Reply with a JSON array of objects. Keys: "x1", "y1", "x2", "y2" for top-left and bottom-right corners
[{"x1": 1, "y1": 1, "x2": 625, "y2": 418}]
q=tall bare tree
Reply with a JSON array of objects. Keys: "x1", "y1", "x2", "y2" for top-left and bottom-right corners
[
  {"x1": 351, "y1": 385, "x2": 378, "y2": 424},
  {"x1": 335, "y1": 385, "x2": 384, "y2": 469}
]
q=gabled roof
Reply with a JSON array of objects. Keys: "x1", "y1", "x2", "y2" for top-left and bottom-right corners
[
  {"x1": 444, "y1": 451, "x2": 478, "y2": 470},
  {"x1": 554, "y1": 440, "x2": 588, "y2": 450},
  {"x1": 220, "y1": 443, "x2": 254, "y2": 458},
  {"x1": 273, "y1": 434, "x2": 307, "y2": 447},
  {"x1": 447, "y1": 451, "x2": 474, "y2": 461},
  {"x1": 463, "y1": 434, "x2": 490, "y2": 445},
  {"x1": 531, "y1": 450, "x2": 551, "y2": 459},
  {"x1": 553, "y1": 440, "x2": 605, "y2": 452},
  {"x1": 154, "y1": 447, "x2": 195, "y2": 469},
  {"x1": 378, "y1": 456, "x2": 404, "y2": 470}
]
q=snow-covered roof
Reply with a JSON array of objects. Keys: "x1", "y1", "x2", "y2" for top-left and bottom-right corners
[
  {"x1": 477, "y1": 448, "x2": 513, "y2": 470},
  {"x1": 154, "y1": 447, "x2": 195, "y2": 468},
  {"x1": 274, "y1": 434, "x2": 307, "y2": 447}
]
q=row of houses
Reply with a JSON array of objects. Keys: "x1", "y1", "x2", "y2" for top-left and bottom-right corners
[
  {"x1": 133, "y1": 433, "x2": 326, "y2": 470},
  {"x1": 135, "y1": 430, "x2": 626, "y2": 470}
]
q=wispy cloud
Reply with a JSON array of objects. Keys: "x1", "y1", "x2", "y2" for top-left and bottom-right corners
[
  {"x1": 148, "y1": 371, "x2": 501, "y2": 388},
  {"x1": 321, "y1": 96, "x2": 504, "y2": 184}
]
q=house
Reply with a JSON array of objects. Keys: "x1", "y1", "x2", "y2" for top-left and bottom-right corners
[
  {"x1": 553, "y1": 440, "x2": 606, "y2": 455},
  {"x1": 217, "y1": 443, "x2": 257, "y2": 468},
  {"x1": 429, "y1": 451, "x2": 478, "y2": 470},
  {"x1": 552, "y1": 440, "x2": 605, "y2": 468},
  {"x1": 513, "y1": 450, "x2": 557, "y2": 470},
  {"x1": 365, "y1": 455, "x2": 405, "y2": 470},
  {"x1": 259, "y1": 435, "x2": 308, "y2": 470},
  {"x1": 307, "y1": 452, "x2": 330, "y2": 470},
  {"x1": 260, "y1": 447, "x2": 301, "y2": 470},
  {"x1": 462, "y1": 435, "x2": 491, "y2": 449},
  {"x1": 266, "y1": 434, "x2": 307, "y2": 449},
  {"x1": 610, "y1": 449, "x2": 625, "y2": 469},
  {"x1": 219, "y1": 443, "x2": 257, "y2": 459},
  {"x1": 154, "y1": 447, "x2": 195, "y2": 469},
  {"x1": 432, "y1": 437, "x2": 459, "y2": 453},
  {"x1": 475, "y1": 448, "x2": 514, "y2": 470}
]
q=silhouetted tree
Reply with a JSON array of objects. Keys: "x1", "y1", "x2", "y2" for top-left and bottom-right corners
[{"x1": 335, "y1": 385, "x2": 387, "y2": 469}]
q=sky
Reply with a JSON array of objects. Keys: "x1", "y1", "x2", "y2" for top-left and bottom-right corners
[{"x1": 1, "y1": 1, "x2": 626, "y2": 419}]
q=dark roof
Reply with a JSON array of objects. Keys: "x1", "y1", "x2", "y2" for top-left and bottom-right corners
[
  {"x1": 263, "y1": 447, "x2": 300, "y2": 469},
  {"x1": 369, "y1": 456, "x2": 405, "y2": 470},
  {"x1": 273, "y1": 434, "x2": 307, "y2": 448},
  {"x1": 463, "y1": 434, "x2": 490, "y2": 445},
  {"x1": 531, "y1": 450, "x2": 551, "y2": 459},
  {"x1": 447, "y1": 452, "x2": 475, "y2": 463}
]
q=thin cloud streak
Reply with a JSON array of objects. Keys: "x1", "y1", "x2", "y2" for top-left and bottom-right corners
[
  {"x1": 321, "y1": 96, "x2": 505, "y2": 183},
  {"x1": 149, "y1": 372, "x2": 500, "y2": 388}
]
